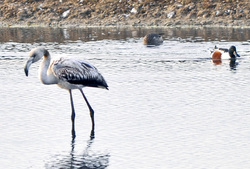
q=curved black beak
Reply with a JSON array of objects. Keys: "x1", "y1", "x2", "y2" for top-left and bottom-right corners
[{"x1": 24, "y1": 58, "x2": 33, "y2": 76}]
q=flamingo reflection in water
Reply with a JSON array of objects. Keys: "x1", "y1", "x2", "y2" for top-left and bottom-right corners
[
  {"x1": 24, "y1": 47, "x2": 108, "y2": 138},
  {"x1": 46, "y1": 137, "x2": 110, "y2": 168}
]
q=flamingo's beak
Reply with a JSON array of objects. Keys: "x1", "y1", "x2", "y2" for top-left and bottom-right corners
[{"x1": 24, "y1": 57, "x2": 33, "y2": 76}]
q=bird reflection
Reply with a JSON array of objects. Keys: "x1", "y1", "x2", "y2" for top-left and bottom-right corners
[
  {"x1": 229, "y1": 59, "x2": 238, "y2": 70},
  {"x1": 212, "y1": 58, "x2": 222, "y2": 65},
  {"x1": 46, "y1": 137, "x2": 110, "y2": 169},
  {"x1": 212, "y1": 58, "x2": 239, "y2": 70}
]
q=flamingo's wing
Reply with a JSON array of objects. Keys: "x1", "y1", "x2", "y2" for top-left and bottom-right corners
[{"x1": 52, "y1": 58, "x2": 108, "y2": 89}]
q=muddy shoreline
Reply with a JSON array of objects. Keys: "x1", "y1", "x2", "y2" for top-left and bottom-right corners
[{"x1": 0, "y1": 0, "x2": 249, "y2": 28}]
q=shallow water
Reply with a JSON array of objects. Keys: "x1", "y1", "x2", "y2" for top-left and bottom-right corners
[{"x1": 0, "y1": 27, "x2": 250, "y2": 169}]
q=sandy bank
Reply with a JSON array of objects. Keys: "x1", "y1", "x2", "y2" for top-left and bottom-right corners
[{"x1": 0, "y1": 0, "x2": 249, "y2": 28}]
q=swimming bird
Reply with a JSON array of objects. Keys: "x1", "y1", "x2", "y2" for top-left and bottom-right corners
[
  {"x1": 24, "y1": 47, "x2": 108, "y2": 138},
  {"x1": 143, "y1": 33, "x2": 163, "y2": 46},
  {"x1": 211, "y1": 45, "x2": 240, "y2": 60}
]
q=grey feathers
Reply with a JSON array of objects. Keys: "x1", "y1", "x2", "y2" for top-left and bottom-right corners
[{"x1": 52, "y1": 58, "x2": 108, "y2": 89}]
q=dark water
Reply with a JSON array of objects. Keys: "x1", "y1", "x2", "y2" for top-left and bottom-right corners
[
  {"x1": 0, "y1": 27, "x2": 250, "y2": 169},
  {"x1": 0, "y1": 27, "x2": 249, "y2": 43}
]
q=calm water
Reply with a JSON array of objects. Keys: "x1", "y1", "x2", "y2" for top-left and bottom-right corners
[{"x1": 0, "y1": 27, "x2": 250, "y2": 169}]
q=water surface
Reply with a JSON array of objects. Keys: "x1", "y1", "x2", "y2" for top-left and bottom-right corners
[{"x1": 0, "y1": 27, "x2": 250, "y2": 169}]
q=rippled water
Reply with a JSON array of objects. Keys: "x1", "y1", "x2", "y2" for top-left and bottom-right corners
[{"x1": 0, "y1": 27, "x2": 250, "y2": 169}]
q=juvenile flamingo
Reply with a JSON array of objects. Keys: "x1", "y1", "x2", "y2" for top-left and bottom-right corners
[{"x1": 24, "y1": 47, "x2": 108, "y2": 138}]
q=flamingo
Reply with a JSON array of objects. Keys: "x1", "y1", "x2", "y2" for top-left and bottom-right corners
[{"x1": 24, "y1": 47, "x2": 108, "y2": 138}]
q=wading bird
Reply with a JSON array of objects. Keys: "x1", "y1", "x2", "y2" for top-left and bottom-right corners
[
  {"x1": 143, "y1": 33, "x2": 163, "y2": 46},
  {"x1": 24, "y1": 47, "x2": 108, "y2": 138}
]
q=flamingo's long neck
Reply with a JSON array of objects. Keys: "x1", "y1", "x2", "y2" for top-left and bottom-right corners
[{"x1": 39, "y1": 53, "x2": 58, "y2": 85}]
